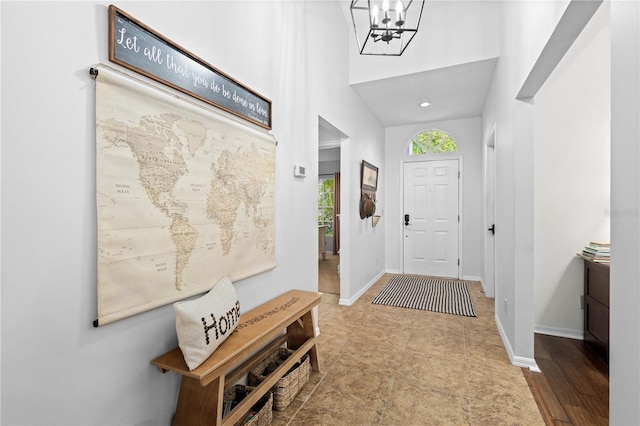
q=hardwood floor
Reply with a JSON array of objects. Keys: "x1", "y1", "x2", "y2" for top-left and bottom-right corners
[
  {"x1": 523, "y1": 334, "x2": 609, "y2": 425},
  {"x1": 318, "y1": 254, "x2": 340, "y2": 295}
]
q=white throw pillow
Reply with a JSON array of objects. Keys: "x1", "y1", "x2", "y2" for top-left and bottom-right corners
[{"x1": 174, "y1": 276, "x2": 241, "y2": 371}]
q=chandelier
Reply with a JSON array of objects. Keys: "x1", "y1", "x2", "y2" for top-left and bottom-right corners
[{"x1": 350, "y1": 0, "x2": 425, "y2": 56}]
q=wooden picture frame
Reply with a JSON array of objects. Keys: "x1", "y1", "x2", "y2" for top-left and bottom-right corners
[
  {"x1": 361, "y1": 160, "x2": 378, "y2": 194},
  {"x1": 108, "y1": 5, "x2": 272, "y2": 129}
]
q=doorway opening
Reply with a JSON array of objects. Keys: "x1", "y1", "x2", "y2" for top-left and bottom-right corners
[
  {"x1": 318, "y1": 174, "x2": 339, "y2": 295},
  {"x1": 318, "y1": 117, "x2": 347, "y2": 297}
]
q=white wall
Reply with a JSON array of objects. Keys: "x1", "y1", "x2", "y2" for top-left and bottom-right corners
[
  {"x1": 533, "y1": 3, "x2": 610, "y2": 338},
  {"x1": 0, "y1": 2, "x2": 384, "y2": 424},
  {"x1": 307, "y1": 2, "x2": 386, "y2": 305},
  {"x1": 481, "y1": 0, "x2": 573, "y2": 368},
  {"x1": 384, "y1": 117, "x2": 483, "y2": 279},
  {"x1": 486, "y1": 0, "x2": 640, "y2": 421},
  {"x1": 609, "y1": 1, "x2": 640, "y2": 423}
]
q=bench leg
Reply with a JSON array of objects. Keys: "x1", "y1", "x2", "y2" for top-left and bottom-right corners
[
  {"x1": 173, "y1": 375, "x2": 224, "y2": 426},
  {"x1": 287, "y1": 311, "x2": 321, "y2": 373}
]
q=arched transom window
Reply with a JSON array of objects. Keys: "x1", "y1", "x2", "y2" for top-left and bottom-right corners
[{"x1": 409, "y1": 129, "x2": 457, "y2": 155}]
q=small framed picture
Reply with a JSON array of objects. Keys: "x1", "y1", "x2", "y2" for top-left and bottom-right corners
[{"x1": 361, "y1": 160, "x2": 378, "y2": 193}]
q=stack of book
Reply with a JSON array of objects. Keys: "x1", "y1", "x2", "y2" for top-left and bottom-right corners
[{"x1": 582, "y1": 241, "x2": 610, "y2": 262}]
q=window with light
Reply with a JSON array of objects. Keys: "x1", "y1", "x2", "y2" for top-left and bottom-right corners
[
  {"x1": 410, "y1": 129, "x2": 457, "y2": 154},
  {"x1": 318, "y1": 177, "x2": 334, "y2": 236}
]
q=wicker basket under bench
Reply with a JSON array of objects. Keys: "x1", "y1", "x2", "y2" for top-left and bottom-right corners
[
  {"x1": 151, "y1": 290, "x2": 322, "y2": 426},
  {"x1": 223, "y1": 385, "x2": 272, "y2": 426},
  {"x1": 249, "y1": 348, "x2": 311, "y2": 411}
]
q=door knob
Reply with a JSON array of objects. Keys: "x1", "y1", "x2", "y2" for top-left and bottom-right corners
[
  {"x1": 488, "y1": 224, "x2": 495, "y2": 235},
  {"x1": 404, "y1": 214, "x2": 410, "y2": 226}
]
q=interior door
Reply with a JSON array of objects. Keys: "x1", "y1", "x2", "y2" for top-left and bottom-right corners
[
  {"x1": 485, "y1": 138, "x2": 496, "y2": 297},
  {"x1": 403, "y1": 160, "x2": 460, "y2": 278}
]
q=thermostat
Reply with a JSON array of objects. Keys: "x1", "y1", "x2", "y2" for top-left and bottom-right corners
[{"x1": 293, "y1": 165, "x2": 307, "y2": 178}]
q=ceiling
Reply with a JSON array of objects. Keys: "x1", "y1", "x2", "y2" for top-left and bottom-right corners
[
  {"x1": 318, "y1": 58, "x2": 497, "y2": 144},
  {"x1": 351, "y1": 58, "x2": 498, "y2": 128},
  {"x1": 317, "y1": 0, "x2": 498, "y2": 140}
]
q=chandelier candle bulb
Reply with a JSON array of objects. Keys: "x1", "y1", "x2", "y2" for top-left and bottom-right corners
[
  {"x1": 371, "y1": 5, "x2": 379, "y2": 27},
  {"x1": 382, "y1": 0, "x2": 391, "y2": 24},
  {"x1": 396, "y1": 1, "x2": 405, "y2": 26}
]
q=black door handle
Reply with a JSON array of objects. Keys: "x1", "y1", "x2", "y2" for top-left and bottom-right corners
[
  {"x1": 404, "y1": 214, "x2": 410, "y2": 226},
  {"x1": 488, "y1": 224, "x2": 495, "y2": 235}
]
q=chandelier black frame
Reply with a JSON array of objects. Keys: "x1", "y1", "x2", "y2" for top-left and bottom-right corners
[{"x1": 350, "y1": 0, "x2": 426, "y2": 56}]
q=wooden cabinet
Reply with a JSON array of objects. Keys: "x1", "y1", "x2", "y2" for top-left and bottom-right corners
[{"x1": 581, "y1": 255, "x2": 610, "y2": 363}]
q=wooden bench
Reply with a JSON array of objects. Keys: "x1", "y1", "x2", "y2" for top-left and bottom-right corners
[{"x1": 151, "y1": 289, "x2": 322, "y2": 426}]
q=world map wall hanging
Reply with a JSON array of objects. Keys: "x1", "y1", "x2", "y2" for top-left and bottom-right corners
[{"x1": 94, "y1": 66, "x2": 276, "y2": 326}]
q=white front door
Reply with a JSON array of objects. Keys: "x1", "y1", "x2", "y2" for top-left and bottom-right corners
[{"x1": 403, "y1": 160, "x2": 460, "y2": 278}]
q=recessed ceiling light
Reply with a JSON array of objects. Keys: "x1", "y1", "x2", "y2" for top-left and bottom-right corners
[{"x1": 419, "y1": 101, "x2": 431, "y2": 108}]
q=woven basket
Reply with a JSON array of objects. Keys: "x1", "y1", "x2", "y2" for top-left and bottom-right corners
[
  {"x1": 222, "y1": 385, "x2": 273, "y2": 426},
  {"x1": 249, "y1": 348, "x2": 311, "y2": 411}
]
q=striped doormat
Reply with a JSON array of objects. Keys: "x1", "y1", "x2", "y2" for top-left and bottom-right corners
[{"x1": 372, "y1": 275, "x2": 477, "y2": 317}]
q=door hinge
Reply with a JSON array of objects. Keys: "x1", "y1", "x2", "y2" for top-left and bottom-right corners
[
  {"x1": 458, "y1": 215, "x2": 460, "y2": 222},
  {"x1": 458, "y1": 259, "x2": 460, "y2": 266},
  {"x1": 458, "y1": 171, "x2": 460, "y2": 179}
]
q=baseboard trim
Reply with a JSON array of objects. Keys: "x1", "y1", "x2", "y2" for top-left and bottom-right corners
[
  {"x1": 338, "y1": 270, "x2": 385, "y2": 306},
  {"x1": 462, "y1": 275, "x2": 482, "y2": 282},
  {"x1": 534, "y1": 324, "x2": 583, "y2": 340},
  {"x1": 479, "y1": 277, "x2": 489, "y2": 296},
  {"x1": 513, "y1": 355, "x2": 541, "y2": 373},
  {"x1": 480, "y1": 277, "x2": 496, "y2": 298},
  {"x1": 495, "y1": 313, "x2": 541, "y2": 372}
]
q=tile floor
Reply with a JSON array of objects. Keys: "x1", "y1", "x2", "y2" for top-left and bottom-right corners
[{"x1": 272, "y1": 274, "x2": 544, "y2": 425}]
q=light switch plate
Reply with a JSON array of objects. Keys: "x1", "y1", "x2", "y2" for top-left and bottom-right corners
[{"x1": 293, "y1": 165, "x2": 307, "y2": 178}]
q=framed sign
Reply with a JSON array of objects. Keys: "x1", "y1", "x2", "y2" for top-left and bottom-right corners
[
  {"x1": 361, "y1": 160, "x2": 378, "y2": 194},
  {"x1": 108, "y1": 5, "x2": 272, "y2": 129}
]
